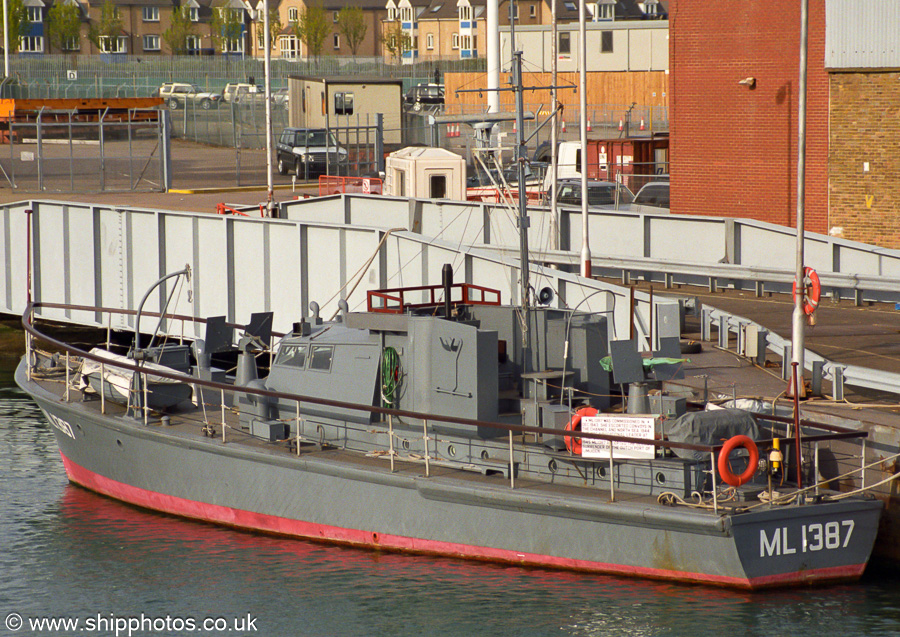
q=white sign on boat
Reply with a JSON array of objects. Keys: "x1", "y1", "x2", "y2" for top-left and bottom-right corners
[{"x1": 581, "y1": 414, "x2": 658, "y2": 459}]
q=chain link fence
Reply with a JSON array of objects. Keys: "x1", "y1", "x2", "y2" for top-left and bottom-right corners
[{"x1": 0, "y1": 109, "x2": 167, "y2": 192}]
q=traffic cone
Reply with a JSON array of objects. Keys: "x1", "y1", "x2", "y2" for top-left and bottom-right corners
[
  {"x1": 618, "y1": 119, "x2": 624, "y2": 131},
  {"x1": 454, "y1": 124, "x2": 460, "y2": 137},
  {"x1": 561, "y1": 120, "x2": 566, "y2": 133},
  {"x1": 447, "y1": 124, "x2": 453, "y2": 137},
  {"x1": 640, "y1": 118, "x2": 646, "y2": 131},
  {"x1": 587, "y1": 120, "x2": 592, "y2": 132}
]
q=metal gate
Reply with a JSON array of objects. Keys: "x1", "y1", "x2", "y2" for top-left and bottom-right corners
[{"x1": 1, "y1": 108, "x2": 169, "y2": 193}]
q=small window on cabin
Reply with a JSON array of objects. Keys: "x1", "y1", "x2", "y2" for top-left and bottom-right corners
[
  {"x1": 429, "y1": 174, "x2": 447, "y2": 199},
  {"x1": 335, "y1": 91, "x2": 354, "y2": 115},
  {"x1": 601, "y1": 30, "x2": 613, "y2": 53},
  {"x1": 277, "y1": 344, "x2": 308, "y2": 368},
  {"x1": 558, "y1": 32, "x2": 570, "y2": 56},
  {"x1": 309, "y1": 345, "x2": 334, "y2": 371}
]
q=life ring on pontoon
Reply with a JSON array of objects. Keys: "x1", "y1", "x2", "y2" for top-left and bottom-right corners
[
  {"x1": 564, "y1": 407, "x2": 598, "y2": 455},
  {"x1": 717, "y1": 435, "x2": 760, "y2": 487},
  {"x1": 791, "y1": 266, "x2": 821, "y2": 316}
]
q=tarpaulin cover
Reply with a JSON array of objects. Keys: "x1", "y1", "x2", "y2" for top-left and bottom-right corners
[{"x1": 666, "y1": 409, "x2": 760, "y2": 460}]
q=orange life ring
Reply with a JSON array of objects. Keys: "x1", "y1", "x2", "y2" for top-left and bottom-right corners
[
  {"x1": 564, "y1": 407, "x2": 598, "y2": 455},
  {"x1": 717, "y1": 435, "x2": 760, "y2": 487},
  {"x1": 791, "y1": 266, "x2": 821, "y2": 316}
]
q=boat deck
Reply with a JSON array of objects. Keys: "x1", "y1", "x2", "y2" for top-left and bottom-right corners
[{"x1": 28, "y1": 370, "x2": 745, "y2": 517}]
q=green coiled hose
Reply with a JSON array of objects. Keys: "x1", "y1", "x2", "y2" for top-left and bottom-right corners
[{"x1": 381, "y1": 346, "x2": 401, "y2": 408}]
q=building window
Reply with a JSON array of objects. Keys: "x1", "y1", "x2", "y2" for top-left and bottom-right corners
[
  {"x1": 189, "y1": 7, "x2": 199, "y2": 22},
  {"x1": 426, "y1": 33, "x2": 433, "y2": 49},
  {"x1": 223, "y1": 37, "x2": 243, "y2": 53},
  {"x1": 186, "y1": 35, "x2": 200, "y2": 51},
  {"x1": 288, "y1": 7, "x2": 298, "y2": 22},
  {"x1": 644, "y1": 0, "x2": 658, "y2": 16},
  {"x1": 387, "y1": 7, "x2": 397, "y2": 21},
  {"x1": 461, "y1": 35, "x2": 470, "y2": 50},
  {"x1": 601, "y1": 30, "x2": 613, "y2": 53},
  {"x1": 333, "y1": 11, "x2": 338, "y2": 22},
  {"x1": 400, "y1": 6, "x2": 412, "y2": 22},
  {"x1": 459, "y1": 5, "x2": 471, "y2": 21},
  {"x1": 529, "y1": 4, "x2": 536, "y2": 17},
  {"x1": 558, "y1": 32, "x2": 570, "y2": 56},
  {"x1": 333, "y1": 33, "x2": 340, "y2": 49},
  {"x1": 335, "y1": 91, "x2": 354, "y2": 115},
  {"x1": 143, "y1": 35, "x2": 160, "y2": 51},
  {"x1": 142, "y1": 7, "x2": 159, "y2": 22},
  {"x1": 598, "y1": 2, "x2": 614, "y2": 20},
  {"x1": 19, "y1": 35, "x2": 43, "y2": 52},
  {"x1": 62, "y1": 35, "x2": 79, "y2": 50},
  {"x1": 26, "y1": 6, "x2": 41, "y2": 22},
  {"x1": 99, "y1": 36, "x2": 127, "y2": 53},
  {"x1": 451, "y1": 32, "x2": 458, "y2": 49},
  {"x1": 280, "y1": 35, "x2": 299, "y2": 58},
  {"x1": 429, "y1": 174, "x2": 446, "y2": 199}
]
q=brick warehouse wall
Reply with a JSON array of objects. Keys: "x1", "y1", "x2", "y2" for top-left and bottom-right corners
[
  {"x1": 829, "y1": 72, "x2": 900, "y2": 250},
  {"x1": 669, "y1": 1, "x2": 829, "y2": 235}
]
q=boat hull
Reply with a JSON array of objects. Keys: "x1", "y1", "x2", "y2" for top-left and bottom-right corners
[{"x1": 23, "y1": 369, "x2": 881, "y2": 590}]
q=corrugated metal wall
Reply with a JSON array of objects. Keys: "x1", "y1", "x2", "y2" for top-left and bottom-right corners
[{"x1": 826, "y1": 0, "x2": 900, "y2": 69}]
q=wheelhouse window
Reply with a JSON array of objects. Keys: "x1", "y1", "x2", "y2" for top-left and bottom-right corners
[
  {"x1": 309, "y1": 346, "x2": 334, "y2": 371},
  {"x1": 277, "y1": 344, "x2": 308, "y2": 368}
]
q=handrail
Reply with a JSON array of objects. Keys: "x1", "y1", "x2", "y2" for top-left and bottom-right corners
[{"x1": 22, "y1": 299, "x2": 868, "y2": 457}]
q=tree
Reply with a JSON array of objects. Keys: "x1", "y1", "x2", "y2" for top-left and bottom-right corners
[
  {"x1": 162, "y1": 6, "x2": 196, "y2": 55},
  {"x1": 210, "y1": 8, "x2": 244, "y2": 54},
  {"x1": 4, "y1": 0, "x2": 29, "y2": 53},
  {"x1": 294, "y1": 3, "x2": 329, "y2": 64},
  {"x1": 87, "y1": 1, "x2": 123, "y2": 53},
  {"x1": 336, "y1": 6, "x2": 366, "y2": 57},
  {"x1": 381, "y1": 22, "x2": 410, "y2": 64},
  {"x1": 47, "y1": 2, "x2": 82, "y2": 53},
  {"x1": 255, "y1": 7, "x2": 282, "y2": 54}
]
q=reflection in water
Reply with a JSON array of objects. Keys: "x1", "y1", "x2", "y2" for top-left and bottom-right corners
[{"x1": 3, "y1": 385, "x2": 900, "y2": 636}]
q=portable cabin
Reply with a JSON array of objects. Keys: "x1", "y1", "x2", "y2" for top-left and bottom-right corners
[{"x1": 384, "y1": 146, "x2": 466, "y2": 200}]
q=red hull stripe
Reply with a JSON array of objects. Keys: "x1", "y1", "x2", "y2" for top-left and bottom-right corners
[{"x1": 60, "y1": 452, "x2": 865, "y2": 589}]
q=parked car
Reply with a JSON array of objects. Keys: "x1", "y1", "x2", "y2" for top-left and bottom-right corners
[
  {"x1": 544, "y1": 179, "x2": 635, "y2": 208},
  {"x1": 404, "y1": 83, "x2": 444, "y2": 110},
  {"x1": 222, "y1": 82, "x2": 266, "y2": 104},
  {"x1": 631, "y1": 180, "x2": 670, "y2": 211},
  {"x1": 276, "y1": 127, "x2": 348, "y2": 178},
  {"x1": 158, "y1": 82, "x2": 222, "y2": 110},
  {"x1": 271, "y1": 87, "x2": 289, "y2": 110}
]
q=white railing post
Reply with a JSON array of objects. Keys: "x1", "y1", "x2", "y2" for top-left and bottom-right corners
[
  {"x1": 389, "y1": 414, "x2": 395, "y2": 473},
  {"x1": 861, "y1": 439, "x2": 867, "y2": 490},
  {"x1": 65, "y1": 351, "x2": 70, "y2": 402},
  {"x1": 508, "y1": 430, "x2": 515, "y2": 489},
  {"x1": 711, "y1": 452, "x2": 718, "y2": 514},
  {"x1": 814, "y1": 441, "x2": 820, "y2": 496},
  {"x1": 221, "y1": 389, "x2": 226, "y2": 443},
  {"x1": 423, "y1": 419, "x2": 430, "y2": 478},
  {"x1": 100, "y1": 362, "x2": 106, "y2": 414},
  {"x1": 142, "y1": 371, "x2": 148, "y2": 425},
  {"x1": 296, "y1": 401, "x2": 301, "y2": 457},
  {"x1": 609, "y1": 443, "x2": 615, "y2": 502}
]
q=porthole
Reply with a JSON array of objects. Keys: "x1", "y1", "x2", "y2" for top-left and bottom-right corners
[
  {"x1": 447, "y1": 444, "x2": 456, "y2": 457},
  {"x1": 116, "y1": 439, "x2": 123, "y2": 448},
  {"x1": 548, "y1": 459, "x2": 558, "y2": 474},
  {"x1": 402, "y1": 439, "x2": 411, "y2": 450},
  {"x1": 655, "y1": 472, "x2": 666, "y2": 485},
  {"x1": 481, "y1": 450, "x2": 490, "y2": 460},
  {"x1": 596, "y1": 466, "x2": 606, "y2": 478}
]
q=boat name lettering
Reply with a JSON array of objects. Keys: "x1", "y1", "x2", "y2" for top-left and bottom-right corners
[
  {"x1": 759, "y1": 520, "x2": 855, "y2": 557},
  {"x1": 46, "y1": 412, "x2": 75, "y2": 439}
]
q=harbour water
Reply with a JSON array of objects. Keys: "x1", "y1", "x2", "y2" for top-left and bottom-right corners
[{"x1": 3, "y1": 378, "x2": 900, "y2": 636}]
